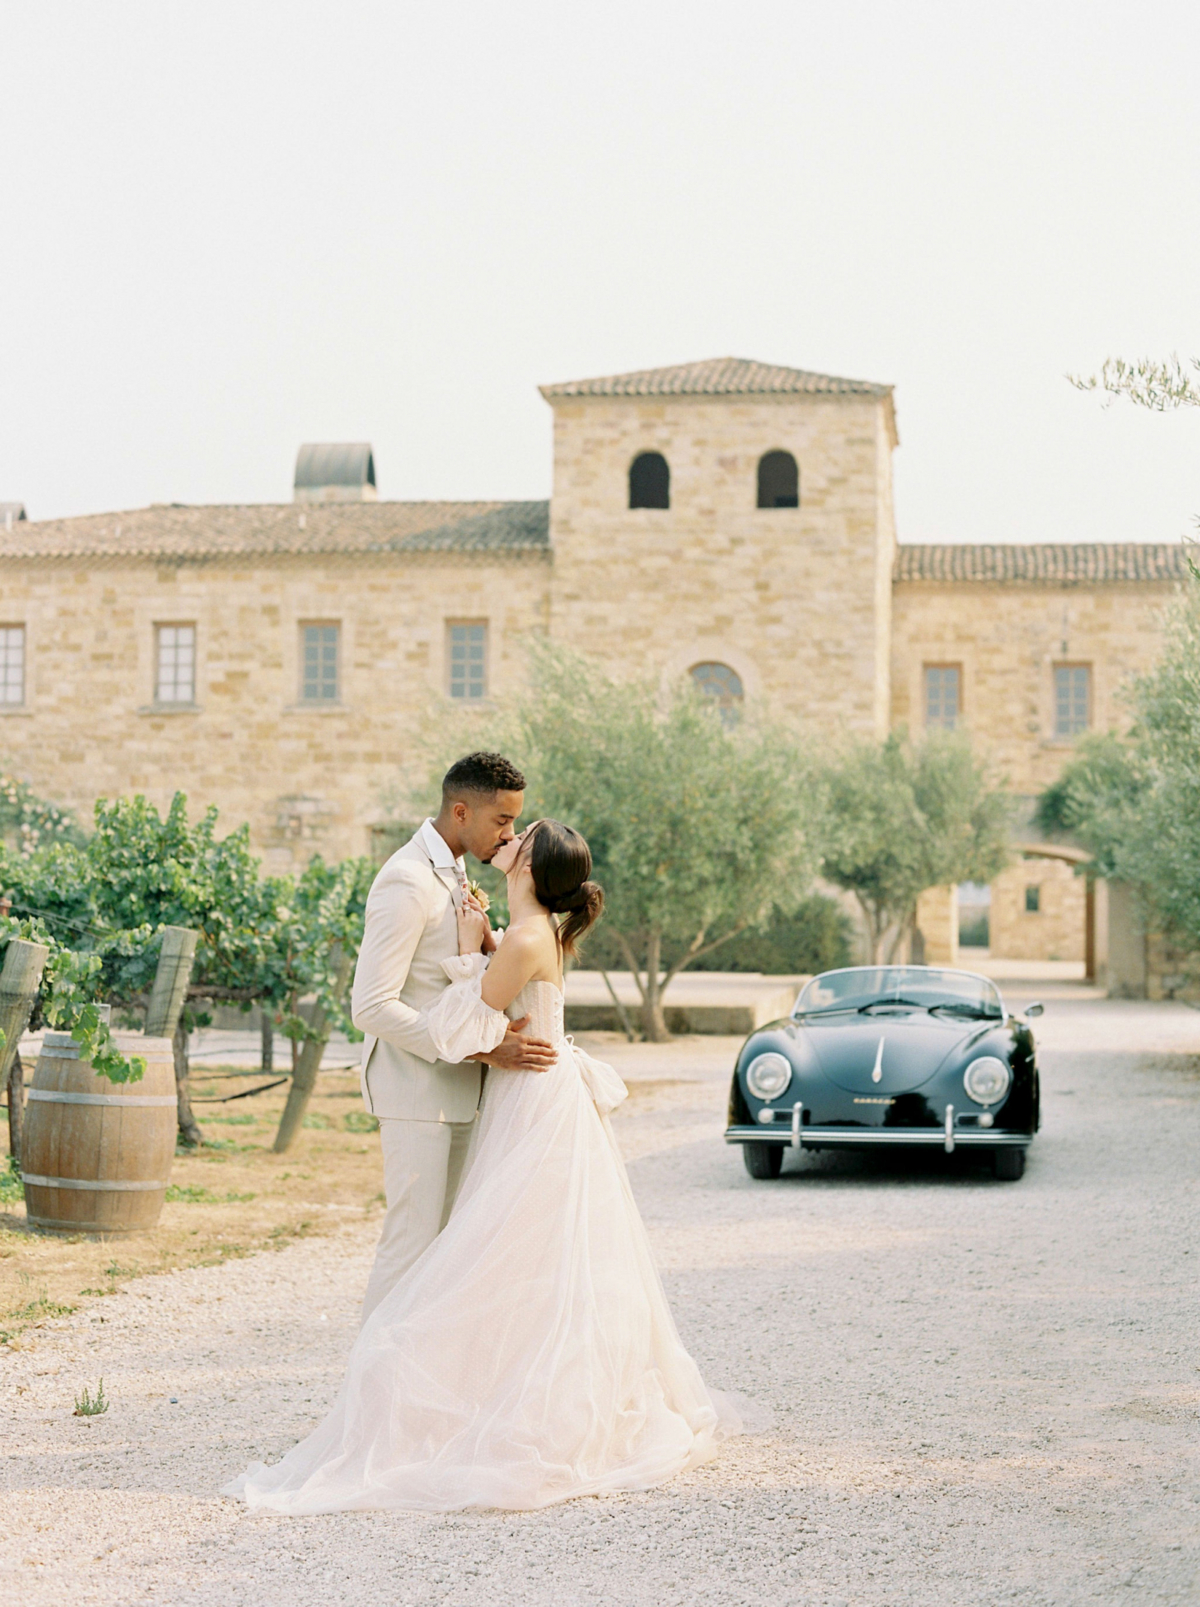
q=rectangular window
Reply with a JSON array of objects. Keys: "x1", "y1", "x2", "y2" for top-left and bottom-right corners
[
  {"x1": 1025, "y1": 886, "x2": 1041, "y2": 913},
  {"x1": 447, "y1": 622, "x2": 487, "y2": 701},
  {"x1": 0, "y1": 625, "x2": 25, "y2": 705},
  {"x1": 924, "y1": 664, "x2": 961, "y2": 730},
  {"x1": 1054, "y1": 664, "x2": 1090, "y2": 738},
  {"x1": 301, "y1": 623, "x2": 340, "y2": 702},
  {"x1": 155, "y1": 624, "x2": 195, "y2": 704}
]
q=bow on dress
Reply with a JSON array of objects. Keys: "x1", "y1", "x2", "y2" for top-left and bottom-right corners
[{"x1": 565, "y1": 1039, "x2": 627, "y2": 1117}]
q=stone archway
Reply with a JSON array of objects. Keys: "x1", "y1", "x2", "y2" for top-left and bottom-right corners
[
  {"x1": 1006, "y1": 842, "x2": 1098, "y2": 980},
  {"x1": 916, "y1": 842, "x2": 1102, "y2": 981}
]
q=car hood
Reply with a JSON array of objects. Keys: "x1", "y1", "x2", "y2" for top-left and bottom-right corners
[{"x1": 796, "y1": 1012, "x2": 993, "y2": 1094}]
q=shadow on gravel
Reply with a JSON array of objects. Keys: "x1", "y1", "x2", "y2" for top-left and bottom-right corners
[
  {"x1": 769, "y1": 1147, "x2": 1025, "y2": 1188},
  {"x1": 626, "y1": 1132, "x2": 1037, "y2": 1202},
  {"x1": 1124, "y1": 1051, "x2": 1200, "y2": 1080}
]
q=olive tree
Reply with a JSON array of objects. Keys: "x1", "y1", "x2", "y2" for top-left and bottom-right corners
[
  {"x1": 490, "y1": 648, "x2": 821, "y2": 1040},
  {"x1": 1037, "y1": 573, "x2": 1200, "y2": 950},
  {"x1": 819, "y1": 732, "x2": 1010, "y2": 962},
  {"x1": 1071, "y1": 353, "x2": 1200, "y2": 413}
]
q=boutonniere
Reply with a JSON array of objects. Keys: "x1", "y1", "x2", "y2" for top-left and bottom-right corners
[{"x1": 466, "y1": 878, "x2": 491, "y2": 914}]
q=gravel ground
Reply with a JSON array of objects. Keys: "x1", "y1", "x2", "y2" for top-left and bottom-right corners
[{"x1": 2, "y1": 994, "x2": 1198, "y2": 1607}]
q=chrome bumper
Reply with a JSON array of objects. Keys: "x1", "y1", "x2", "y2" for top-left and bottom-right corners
[{"x1": 724, "y1": 1124, "x2": 1029, "y2": 1149}]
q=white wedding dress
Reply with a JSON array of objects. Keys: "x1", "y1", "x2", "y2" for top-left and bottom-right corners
[{"x1": 223, "y1": 960, "x2": 741, "y2": 1513}]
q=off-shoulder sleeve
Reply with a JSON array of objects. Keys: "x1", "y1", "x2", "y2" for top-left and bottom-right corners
[{"x1": 424, "y1": 954, "x2": 510, "y2": 1063}]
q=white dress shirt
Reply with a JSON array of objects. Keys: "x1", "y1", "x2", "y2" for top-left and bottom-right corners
[{"x1": 417, "y1": 818, "x2": 467, "y2": 906}]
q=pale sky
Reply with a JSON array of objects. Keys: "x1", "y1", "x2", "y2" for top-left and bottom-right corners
[{"x1": 3, "y1": 1, "x2": 1199, "y2": 545}]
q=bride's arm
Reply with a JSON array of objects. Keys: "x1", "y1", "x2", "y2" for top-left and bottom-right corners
[{"x1": 480, "y1": 926, "x2": 541, "y2": 1013}]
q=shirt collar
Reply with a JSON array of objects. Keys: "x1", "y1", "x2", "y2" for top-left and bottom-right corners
[{"x1": 418, "y1": 817, "x2": 464, "y2": 874}]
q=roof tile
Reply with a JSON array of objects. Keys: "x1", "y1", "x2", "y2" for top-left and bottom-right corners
[
  {"x1": 539, "y1": 356, "x2": 892, "y2": 400},
  {"x1": 0, "y1": 501, "x2": 550, "y2": 561},
  {"x1": 895, "y1": 543, "x2": 1189, "y2": 584}
]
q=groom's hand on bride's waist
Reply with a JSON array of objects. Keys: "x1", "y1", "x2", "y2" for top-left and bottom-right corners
[{"x1": 467, "y1": 1018, "x2": 556, "y2": 1072}]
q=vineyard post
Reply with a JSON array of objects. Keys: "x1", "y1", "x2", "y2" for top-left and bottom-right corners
[
  {"x1": 272, "y1": 947, "x2": 353, "y2": 1154},
  {"x1": 0, "y1": 938, "x2": 50, "y2": 1167},
  {"x1": 145, "y1": 927, "x2": 201, "y2": 1147},
  {"x1": 144, "y1": 926, "x2": 198, "y2": 1038}
]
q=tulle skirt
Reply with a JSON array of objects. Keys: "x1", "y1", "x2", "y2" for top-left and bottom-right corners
[{"x1": 222, "y1": 1039, "x2": 740, "y2": 1513}]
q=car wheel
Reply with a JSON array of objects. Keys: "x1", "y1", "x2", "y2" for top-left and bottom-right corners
[
  {"x1": 992, "y1": 1147, "x2": 1026, "y2": 1181},
  {"x1": 743, "y1": 1143, "x2": 783, "y2": 1180}
]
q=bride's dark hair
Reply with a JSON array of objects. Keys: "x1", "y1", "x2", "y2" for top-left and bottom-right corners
[{"x1": 527, "y1": 820, "x2": 604, "y2": 958}]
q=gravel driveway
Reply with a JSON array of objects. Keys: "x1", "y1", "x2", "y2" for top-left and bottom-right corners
[{"x1": 2, "y1": 993, "x2": 1198, "y2": 1606}]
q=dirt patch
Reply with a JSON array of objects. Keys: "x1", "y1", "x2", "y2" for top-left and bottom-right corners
[
  {"x1": 0, "y1": 1032, "x2": 738, "y2": 1348},
  {"x1": 0, "y1": 1064, "x2": 384, "y2": 1346}
]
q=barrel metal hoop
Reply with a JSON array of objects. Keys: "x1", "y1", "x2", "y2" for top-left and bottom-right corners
[
  {"x1": 20, "y1": 1173, "x2": 168, "y2": 1192},
  {"x1": 26, "y1": 1089, "x2": 176, "y2": 1108}
]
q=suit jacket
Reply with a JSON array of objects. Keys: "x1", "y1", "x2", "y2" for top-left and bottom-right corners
[{"x1": 350, "y1": 833, "x2": 483, "y2": 1123}]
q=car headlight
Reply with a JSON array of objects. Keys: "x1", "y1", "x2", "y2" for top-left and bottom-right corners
[
  {"x1": 745, "y1": 1052, "x2": 793, "y2": 1101},
  {"x1": 963, "y1": 1056, "x2": 1011, "y2": 1107}
]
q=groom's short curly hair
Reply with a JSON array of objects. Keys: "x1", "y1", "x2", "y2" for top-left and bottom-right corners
[{"x1": 442, "y1": 751, "x2": 526, "y2": 803}]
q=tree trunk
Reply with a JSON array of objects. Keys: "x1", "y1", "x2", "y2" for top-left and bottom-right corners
[
  {"x1": 0, "y1": 938, "x2": 50, "y2": 1168},
  {"x1": 173, "y1": 1018, "x2": 203, "y2": 1148},
  {"x1": 641, "y1": 930, "x2": 671, "y2": 1042},
  {"x1": 260, "y1": 1009, "x2": 274, "y2": 1072},
  {"x1": 7, "y1": 1051, "x2": 24, "y2": 1169},
  {"x1": 273, "y1": 950, "x2": 352, "y2": 1154},
  {"x1": 885, "y1": 914, "x2": 916, "y2": 964},
  {"x1": 856, "y1": 897, "x2": 889, "y2": 965},
  {"x1": 598, "y1": 970, "x2": 638, "y2": 1041}
]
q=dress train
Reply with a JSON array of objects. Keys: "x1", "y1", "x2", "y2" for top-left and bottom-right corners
[{"x1": 222, "y1": 963, "x2": 740, "y2": 1513}]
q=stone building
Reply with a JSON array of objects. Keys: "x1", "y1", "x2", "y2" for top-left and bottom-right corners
[{"x1": 0, "y1": 357, "x2": 1187, "y2": 976}]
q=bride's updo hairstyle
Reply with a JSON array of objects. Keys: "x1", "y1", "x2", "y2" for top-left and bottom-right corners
[{"x1": 527, "y1": 820, "x2": 604, "y2": 957}]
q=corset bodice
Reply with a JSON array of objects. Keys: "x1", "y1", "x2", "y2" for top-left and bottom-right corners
[{"x1": 511, "y1": 978, "x2": 566, "y2": 1046}]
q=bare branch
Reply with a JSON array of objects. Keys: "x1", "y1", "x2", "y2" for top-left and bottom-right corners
[
  {"x1": 660, "y1": 922, "x2": 752, "y2": 991},
  {"x1": 612, "y1": 932, "x2": 648, "y2": 1005}
]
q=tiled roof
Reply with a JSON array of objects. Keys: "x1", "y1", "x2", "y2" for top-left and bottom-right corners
[
  {"x1": 895, "y1": 543, "x2": 1190, "y2": 584},
  {"x1": 0, "y1": 500, "x2": 550, "y2": 562},
  {"x1": 539, "y1": 357, "x2": 892, "y2": 400}
]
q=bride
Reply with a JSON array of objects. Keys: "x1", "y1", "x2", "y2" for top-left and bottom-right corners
[{"x1": 223, "y1": 818, "x2": 740, "y2": 1513}]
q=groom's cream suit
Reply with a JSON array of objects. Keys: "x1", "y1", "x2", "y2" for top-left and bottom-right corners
[{"x1": 351, "y1": 820, "x2": 481, "y2": 1319}]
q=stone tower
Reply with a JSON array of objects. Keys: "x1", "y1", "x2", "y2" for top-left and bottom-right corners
[{"x1": 540, "y1": 357, "x2": 898, "y2": 733}]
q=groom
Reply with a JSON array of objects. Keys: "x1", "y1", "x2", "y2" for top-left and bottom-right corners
[{"x1": 351, "y1": 751, "x2": 555, "y2": 1319}]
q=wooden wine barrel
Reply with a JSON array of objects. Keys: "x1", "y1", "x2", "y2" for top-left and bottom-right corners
[{"x1": 21, "y1": 1032, "x2": 176, "y2": 1235}]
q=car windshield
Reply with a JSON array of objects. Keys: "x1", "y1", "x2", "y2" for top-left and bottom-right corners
[{"x1": 794, "y1": 966, "x2": 1003, "y2": 1019}]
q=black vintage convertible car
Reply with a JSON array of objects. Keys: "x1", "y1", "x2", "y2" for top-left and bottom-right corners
[{"x1": 725, "y1": 965, "x2": 1041, "y2": 1182}]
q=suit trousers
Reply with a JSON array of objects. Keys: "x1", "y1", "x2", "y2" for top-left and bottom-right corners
[{"x1": 360, "y1": 1116, "x2": 474, "y2": 1322}]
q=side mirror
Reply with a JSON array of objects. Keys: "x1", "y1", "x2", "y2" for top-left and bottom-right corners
[{"x1": 1025, "y1": 1002, "x2": 1044, "y2": 1019}]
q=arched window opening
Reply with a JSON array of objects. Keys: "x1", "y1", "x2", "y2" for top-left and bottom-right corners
[
  {"x1": 757, "y1": 450, "x2": 799, "y2": 509},
  {"x1": 690, "y1": 661, "x2": 744, "y2": 726},
  {"x1": 629, "y1": 451, "x2": 670, "y2": 510}
]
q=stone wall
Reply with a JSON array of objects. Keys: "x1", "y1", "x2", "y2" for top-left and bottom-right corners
[
  {"x1": 0, "y1": 550, "x2": 550, "y2": 870},
  {"x1": 915, "y1": 884, "x2": 958, "y2": 965},
  {"x1": 890, "y1": 579, "x2": 1176, "y2": 795},
  {"x1": 546, "y1": 392, "x2": 896, "y2": 734},
  {"x1": 1144, "y1": 930, "x2": 1200, "y2": 1004},
  {"x1": 989, "y1": 855, "x2": 1087, "y2": 962}
]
